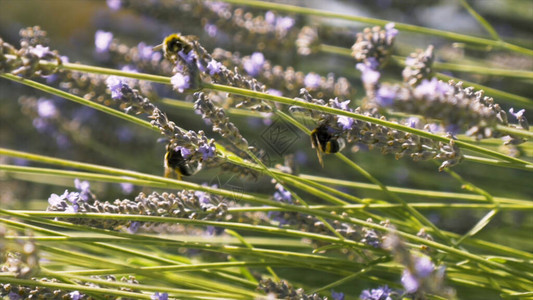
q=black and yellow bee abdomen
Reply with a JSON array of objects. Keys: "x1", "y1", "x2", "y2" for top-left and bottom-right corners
[
  {"x1": 164, "y1": 147, "x2": 197, "y2": 180},
  {"x1": 325, "y1": 140, "x2": 341, "y2": 154},
  {"x1": 310, "y1": 124, "x2": 346, "y2": 167}
]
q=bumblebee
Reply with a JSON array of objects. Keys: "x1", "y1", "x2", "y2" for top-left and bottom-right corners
[
  {"x1": 164, "y1": 146, "x2": 201, "y2": 180},
  {"x1": 310, "y1": 124, "x2": 345, "y2": 167},
  {"x1": 153, "y1": 33, "x2": 198, "y2": 61}
]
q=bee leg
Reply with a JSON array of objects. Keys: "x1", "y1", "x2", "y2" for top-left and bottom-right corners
[
  {"x1": 311, "y1": 133, "x2": 325, "y2": 167},
  {"x1": 164, "y1": 167, "x2": 172, "y2": 178},
  {"x1": 316, "y1": 150, "x2": 324, "y2": 168}
]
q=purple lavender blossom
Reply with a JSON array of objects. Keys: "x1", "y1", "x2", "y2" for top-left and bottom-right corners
[
  {"x1": 120, "y1": 182, "x2": 134, "y2": 194},
  {"x1": 331, "y1": 98, "x2": 351, "y2": 111},
  {"x1": 106, "y1": 76, "x2": 123, "y2": 99},
  {"x1": 445, "y1": 124, "x2": 460, "y2": 136},
  {"x1": 401, "y1": 270, "x2": 419, "y2": 293},
  {"x1": 151, "y1": 292, "x2": 168, "y2": 300},
  {"x1": 356, "y1": 63, "x2": 380, "y2": 86},
  {"x1": 176, "y1": 146, "x2": 191, "y2": 159},
  {"x1": 206, "y1": 59, "x2": 222, "y2": 75},
  {"x1": 273, "y1": 185, "x2": 292, "y2": 203},
  {"x1": 385, "y1": 22, "x2": 399, "y2": 39},
  {"x1": 128, "y1": 221, "x2": 140, "y2": 234},
  {"x1": 265, "y1": 11, "x2": 295, "y2": 32},
  {"x1": 194, "y1": 190, "x2": 210, "y2": 205},
  {"x1": 414, "y1": 78, "x2": 452, "y2": 99},
  {"x1": 509, "y1": 108, "x2": 525, "y2": 120},
  {"x1": 331, "y1": 290, "x2": 345, "y2": 300},
  {"x1": 366, "y1": 57, "x2": 380, "y2": 70},
  {"x1": 243, "y1": 52, "x2": 265, "y2": 76},
  {"x1": 265, "y1": 11, "x2": 277, "y2": 24},
  {"x1": 427, "y1": 123, "x2": 443, "y2": 133},
  {"x1": 29, "y1": 45, "x2": 50, "y2": 58},
  {"x1": 338, "y1": 116, "x2": 355, "y2": 130},
  {"x1": 304, "y1": 73, "x2": 322, "y2": 89},
  {"x1": 415, "y1": 256, "x2": 435, "y2": 277},
  {"x1": 107, "y1": 0, "x2": 121, "y2": 10},
  {"x1": 179, "y1": 49, "x2": 196, "y2": 65},
  {"x1": 8, "y1": 292, "x2": 21, "y2": 300},
  {"x1": 48, "y1": 190, "x2": 69, "y2": 209},
  {"x1": 171, "y1": 73, "x2": 190, "y2": 93},
  {"x1": 407, "y1": 117, "x2": 420, "y2": 128},
  {"x1": 74, "y1": 179, "x2": 92, "y2": 202},
  {"x1": 137, "y1": 42, "x2": 154, "y2": 60},
  {"x1": 198, "y1": 143, "x2": 216, "y2": 160},
  {"x1": 276, "y1": 16, "x2": 295, "y2": 32},
  {"x1": 268, "y1": 185, "x2": 293, "y2": 226},
  {"x1": 37, "y1": 98, "x2": 57, "y2": 118},
  {"x1": 375, "y1": 85, "x2": 396, "y2": 107},
  {"x1": 205, "y1": 225, "x2": 225, "y2": 236},
  {"x1": 401, "y1": 256, "x2": 435, "y2": 293},
  {"x1": 204, "y1": 23, "x2": 218, "y2": 37},
  {"x1": 509, "y1": 108, "x2": 529, "y2": 130},
  {"x1": 69, "y1": 291, "x2": 81, "y2": 300},
  {"x1": 65, "y1": 191, "x2": 81, "y2": 213},
  {"x1": 362, "y1": 229, "x2": 381, "y2": 248},
  {"x1": 360, "y1": 285, "x2": 393, "y2": 300},
  {"x1": 95, "y1": 30, "x2": 113, "y2": 53},
  {"x1": 48, "y1": 190, "x2": 80, "y2": 213}
]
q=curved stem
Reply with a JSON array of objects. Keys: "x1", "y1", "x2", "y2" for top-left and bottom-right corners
[
  {"x1": 458, "y1": 0, "x2": 501, "y2": 41},
  {"x1": 4, "y1": 60, "x2": 529, "y2": 168},
  {"x1": 216, "y1": 0, "x2": 533, "y2": 56},
  {"x1": 201, "y1": 82, "x2": 532, "y2": 168}
]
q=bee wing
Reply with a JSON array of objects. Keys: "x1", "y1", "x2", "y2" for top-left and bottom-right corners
[
  {"x1": 184, "y1": 35, "x2": 199, "y2": 42},
  {"x1": 152, "y1": 43, "x2": 164, "y2": 51}
]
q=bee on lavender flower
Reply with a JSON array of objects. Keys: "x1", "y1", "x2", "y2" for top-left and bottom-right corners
[
  {"x1": 153, "y1": 33, "x2": 198, "y2": 60},
  {"x1": 164, "y1": 146, "x2": 201, "y2": 180},
  {"x1": 310, "y1": 124, "x2": 345, "y2": 167}
]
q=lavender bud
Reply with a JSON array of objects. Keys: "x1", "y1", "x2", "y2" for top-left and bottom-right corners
[
  {"x1": 352, "y1": 23, "x2": 397, "y2": 68},
  {"x1": 402, "y1": 45, "x2": 434, "y2": 86}
]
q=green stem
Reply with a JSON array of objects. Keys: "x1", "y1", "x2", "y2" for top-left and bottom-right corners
[
  {"x1": 0, "y1": 73, "x2": 155, "y2": 131},
  {"x1": 4, "y1": 208, "x2": 531, "y2": 282},
  {"x1": 319, "y1": 44, "x2": 533, "y2": 108},
  {"x1": 431, "y1": 61, "x2": 533, "y2": 80},
  {"x1": 298, "y1": 173, "x2": 529, "y2": 205},
  {"x1": 55, "y1": 261, "x2": 272, "y2": 276},
  {"x1": 458, "y1": 0, "x2": 501, "y2": 41},
  {"x1": 0, "y1": 277, "x2": 157, "y2": 299},
  {"x1": 227, "y1": 202, "x2": 532, "y2": 212},
  {"x1": 2, "y1": 147, "x2": 529, "y2": 207},
  {"x1": 217, "y1": 0, "x2": 533, "y2": 56},
  {"x1": 201, "y1": 82, "x2": 532, "y2": 167},
  {"x1": 494, "y1": 125, "x2": 533, "y2": 139},
  {"x1": 0, "y1": 216, "x2": 261, "y2": 289},
  {"x1": 8, "y1": 59, "x2": 529, "y2": 168}
]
